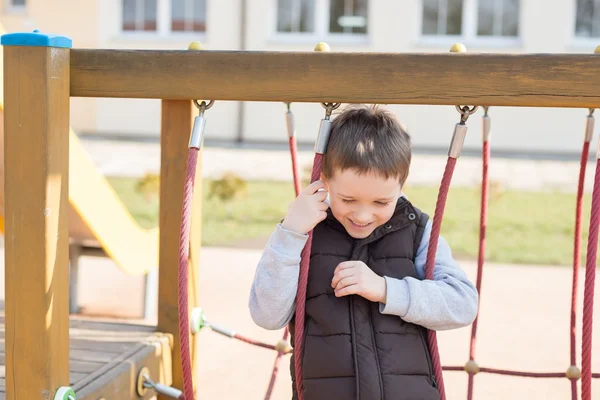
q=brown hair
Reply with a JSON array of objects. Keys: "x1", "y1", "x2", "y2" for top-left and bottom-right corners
[{"x1": 322, "y1": 104, "x2": 411, "y2": 185}]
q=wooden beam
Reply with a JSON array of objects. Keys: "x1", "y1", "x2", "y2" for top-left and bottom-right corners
[
  {"x1": 4, "y1": 46, "x2": 71, "y2": 398},
  {"x1": 158, "y1": 100, "x2": 201, "y2": 398},
  {"x1": 70, "y1": 49, "x2": 600, "y2": 108}
]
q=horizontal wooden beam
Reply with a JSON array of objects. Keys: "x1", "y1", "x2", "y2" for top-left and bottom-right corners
[{"x1": 70, "y1": 49, "x2": 600, "y2": 108}]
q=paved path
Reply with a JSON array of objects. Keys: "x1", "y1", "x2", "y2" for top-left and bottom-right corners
[
  {"x1": 81, "y1": 138, "x2": 600, "y2": 193},
  {"x1": 64, "y1": 246, "x2": 600, "y2": 400}
]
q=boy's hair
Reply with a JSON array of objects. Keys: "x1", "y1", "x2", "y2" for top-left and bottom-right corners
[{"x1": 322, "y1": 104, "x2": 411, "y2": 185}]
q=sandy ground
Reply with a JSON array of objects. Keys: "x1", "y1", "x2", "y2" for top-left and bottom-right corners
[{"x1": 63, "y1": 246, "x2": 600, "y2": 400}]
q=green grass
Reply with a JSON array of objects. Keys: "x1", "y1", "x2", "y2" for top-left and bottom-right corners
[{"x1": 106, "y1": 176, "x2": 597, "y2": 266}]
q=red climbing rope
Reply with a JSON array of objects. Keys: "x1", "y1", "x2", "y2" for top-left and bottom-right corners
[
  {"x1": 570, "y1": 136, "x2": 592, "y2": 399},
  {"x1": 178, "y1": 146, "x2": 199, "y2": 400},
  {"x1": 582, "y1": 154, "x2": 600, "y2": 400},
  {"x1": 466, "y1": 124, "x2": 490, "y2": 399},
  {"x1": 289, "y1": 136, "x2": 302, "y2": 197},
  {"x1": 264, "y1": 328, "x2": 290, "y2": 399},
  {"x1": 425, "y1": 156, "x2": 457, "y2": 400},
  {"x1": 264, "y1": 114, "x2": 302, "y2": 400},
  {"x1": 294, "y1": 153, "x2": 324, "y2": 400}
]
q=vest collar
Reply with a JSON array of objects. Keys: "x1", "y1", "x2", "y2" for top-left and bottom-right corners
[{"x1": 324, "y1": 195, "x2": 417, "y2": 243}]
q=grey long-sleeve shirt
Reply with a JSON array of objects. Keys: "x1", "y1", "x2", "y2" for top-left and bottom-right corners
[{"x1": 248, "y1": 220, "x2": 478, "y2": 332}]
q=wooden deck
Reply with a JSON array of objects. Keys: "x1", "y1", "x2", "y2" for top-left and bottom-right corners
[{"x1": 0, "y1": 314, "x2": 173, "y2": 399}]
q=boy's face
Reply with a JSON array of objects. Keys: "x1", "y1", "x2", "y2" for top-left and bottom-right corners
[{"x1": 323, "y1": 168, "x2": 402, "y2": 239}]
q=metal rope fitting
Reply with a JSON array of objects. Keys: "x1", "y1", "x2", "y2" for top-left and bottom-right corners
[
  {"x1": 314, "y1": 118, "x2": 332, "y2": 154},
  {"x1": 449, "y1": 122, "x2": 468, "y2": 159},
  {"x1": 314, "y1": 102, "x2": 340, "y2": 154},
  {"x1": 286, "y1": 103, "x2": 295, "y2": 138},
  {"x1": 137, "y1": 367, "x2": 183, "y2": 398},
  {"x1": 585, "y1": 109, "x2": 595, "y2": 143},
  {"x1": 189, "y1": 100, "x2": 214, "y2": 149},
  {"x1": 482, "y1": 108, "x2": 491, "y2": 142},
  {"x1": 448, "y1": 105, "x2": 477, "y2": 158}
]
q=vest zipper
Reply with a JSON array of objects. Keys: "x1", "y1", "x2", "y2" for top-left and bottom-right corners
[
  {"x1": 418, "y1": 329, "x2": 437, "y2": 388},
  {"x1": 368, "y1": 304, "x2": 385, "y2": 399},
  {"x1": 350, "y1": 296, "x2": 360, "y2": 400}
]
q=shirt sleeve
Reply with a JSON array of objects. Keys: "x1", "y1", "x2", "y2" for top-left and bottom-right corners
[
  {"x1": 248, "y1": 224, "x2": 307, "y2": 330},
  {"x1": 379, "y1": 219, "x2": 479, "y2": 331}
]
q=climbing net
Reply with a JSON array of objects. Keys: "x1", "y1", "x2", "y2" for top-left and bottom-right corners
[{"x1": 179, "y1": 101, "x2": 599, "y2": 400}]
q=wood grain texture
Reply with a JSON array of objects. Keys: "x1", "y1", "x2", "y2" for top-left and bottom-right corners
[
  {"x1": 158, "y1": 100, "x2": 201, "y2": 399},
  {"x1": 4, "y1": 46, "x2": 71, "y2": 400},
  {"x1": 0, "y1": 315, "x2": 172, "y2": 399},
  {"x1": 70, "y1": 49, "x2": 600, "y2": 108}
]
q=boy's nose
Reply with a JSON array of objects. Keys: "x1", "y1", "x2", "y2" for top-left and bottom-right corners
[{"x1": 353, "y1": 211, "x2": 371, "y2": 224}]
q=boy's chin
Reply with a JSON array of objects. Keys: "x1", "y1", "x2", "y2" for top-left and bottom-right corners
[{"x1": 343, "y1": 224, "x2": 377, "y2": 239}]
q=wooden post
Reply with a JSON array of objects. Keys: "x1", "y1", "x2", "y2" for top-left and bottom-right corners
[
  {"x1": 158, "y1": 100, "x2": 201, "y2": 397},
  {"x1": 2, "y1": 32, "x2": 72, "y2": 399}
]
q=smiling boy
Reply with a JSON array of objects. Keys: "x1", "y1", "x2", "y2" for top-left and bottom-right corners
[{"x1": 249, "y1": 104, "x2": 478, "y2": 400}]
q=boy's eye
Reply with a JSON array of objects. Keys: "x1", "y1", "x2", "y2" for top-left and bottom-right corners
[
  {"x1": 376, "y1": 202, "x2": 390, "y2": 206},
  {"x1": 342, "y1": 199, "x2": 354, "y2": 204}
]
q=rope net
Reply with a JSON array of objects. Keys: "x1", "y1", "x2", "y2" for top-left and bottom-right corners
[{"x1": 177, "y1": 107, "x2": 599, "y2": 400}]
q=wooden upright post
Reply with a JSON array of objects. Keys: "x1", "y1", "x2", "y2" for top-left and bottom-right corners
[
  {"x1": 158, "y1": 99, "x2": 201, "y2": 397},
  {"x1": 2, "y1": 32, "x2": 72, "y2": 399}
]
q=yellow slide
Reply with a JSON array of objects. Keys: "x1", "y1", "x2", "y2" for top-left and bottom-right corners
[{"x1": 0, "y1": 25, "x2": 158, "y2": 277}]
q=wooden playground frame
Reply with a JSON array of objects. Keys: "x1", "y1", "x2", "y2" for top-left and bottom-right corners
[{"x1": 2, "y1": 34, "x2": 600, "y2": 399}]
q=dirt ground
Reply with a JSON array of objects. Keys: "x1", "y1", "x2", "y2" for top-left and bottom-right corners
[{"x1": 73, "y1": 246, "x2": 600, "y2": 400}]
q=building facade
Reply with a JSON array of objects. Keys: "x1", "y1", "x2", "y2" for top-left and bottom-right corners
[{"x1": 2, "y1": 0, "x2": 600, "y2": 155}]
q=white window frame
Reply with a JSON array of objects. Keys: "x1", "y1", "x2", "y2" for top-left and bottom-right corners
[
  {"x1": 5, "y1": 0, "x2": 27, "y2": 14},
  {"x1": 269, "y1": 0, "x2": 369, "y2": 45},
  {"x1": 417, "y1": 0, "x2": 521, "y2": 49},
  {"x1": 571, "y1": 0, "x2": 600, "y2": 49},
  {"x1": 119, "y1": 0, "x2": 207, "y2": 41}
]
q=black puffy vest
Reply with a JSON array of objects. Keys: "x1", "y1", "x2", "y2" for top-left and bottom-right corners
[{"x1": 289, "y1": 197, "x2": 440, "y2": 400}]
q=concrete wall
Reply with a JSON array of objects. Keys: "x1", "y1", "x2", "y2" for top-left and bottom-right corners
[
  {"x1": 0, "y1": 0, "x2": 100, "y2": 134},
  {"x1": 2, "y1": 0, "x2": 599, "y2": 155}
]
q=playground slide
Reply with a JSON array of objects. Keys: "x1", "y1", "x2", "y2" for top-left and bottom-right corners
[{"x1": 0, "y1": 25, "x2": 158, "y2": 277}]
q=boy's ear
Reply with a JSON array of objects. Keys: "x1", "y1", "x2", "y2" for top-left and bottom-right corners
[{"x1": 320, "y1": 172, "x2": 330, "y2": 191}]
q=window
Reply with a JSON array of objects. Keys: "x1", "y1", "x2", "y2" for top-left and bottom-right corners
[
  {"x1": 122, "y1": 0, "x2": 207, "y2": 35},
  {"x1": 330, "y1": 0, "x2": 368, "y2": 34},
  {"x1": 171, "y1": 0, "x2": 206, "y2": 32},
  {"x1": 276, "y1": 0, "x2": 368, "y2": 38},
  {"x1": 422, "y1": 0, "x2": 519, "y2": 41},
  {"x1": 423, "y1": 0, "x2": 463, "y2": 35},
  {"x1": 575, "y1": 0, "x2": 600, "y2": 37},
  {"x1": 123, "y1": 0, "x2": 158, "y2": 32},
  {"x1": 277, "y1": 0, "x2": 315, "y2": 33},
  {"x1": 7, "y1": 0, "x2": 26, "y2": 8}
]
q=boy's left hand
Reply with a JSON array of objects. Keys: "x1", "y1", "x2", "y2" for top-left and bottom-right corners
[{"x1": 331, "y1": 261, "x2": 386, "y2": 303}]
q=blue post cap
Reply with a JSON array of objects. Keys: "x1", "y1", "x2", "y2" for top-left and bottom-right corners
[{"x1": 1, "y1": 29, "x2": 72, "y2": 48}]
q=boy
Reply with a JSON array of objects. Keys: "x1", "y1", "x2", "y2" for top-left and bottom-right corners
[{"x1": 249, "y1": 104, "x2": 478, "y2": 400}]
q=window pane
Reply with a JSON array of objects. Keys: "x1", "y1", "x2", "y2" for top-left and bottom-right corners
[
  {"x1": 422, "y1": 0, "x2": 440, "y2": 34},
  {"x1": 193, "y1": 0, "x2": 207, "y2": 32},
  {"x1": 478, "y1": 0, "x2": 519, "y2": 37},
  {"x1": 172, "y1": 0, "x2": 186, "y2": 31},
  {"x1": 11, "y1": 0, "x2": 26, "y2": 6},
  {"x1": 143, "y1": 0, "x2": 157, "y2": 31},
  {"x1": 446, "y1": 0, "x2": 463, "y2": 35},
  {"x1": 423, "y1": 0, "x2": 462, "y2": 35},
  {"x1": 277, "y1": 0, "x2": 315, "y2": 33},
  {"x1": 501, "y1": 0, "x2": 519, "y2": 36},
  {"x1": 575, "y1": 0, "x2": 600, "y2": 37},
  {"x1": 477, "y1": 0, "x2": 494, "y2": 35},
  {"x1": 329, "y1": 0, "x2": 368, "y2": 34},
  {"x1": 122, "y1": 0, "x2": 137, "y2": 31}
]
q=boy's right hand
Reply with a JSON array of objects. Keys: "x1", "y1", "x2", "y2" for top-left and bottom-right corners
[{"x1": 281, "y1": 180, "x2": 329, "y2": 235}]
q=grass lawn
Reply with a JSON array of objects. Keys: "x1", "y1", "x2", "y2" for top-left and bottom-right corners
[{"x1": 106, "y1": 176, "x2": 596, "y2": 267}]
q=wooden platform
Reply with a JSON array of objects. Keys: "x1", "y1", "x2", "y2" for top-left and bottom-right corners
[{"x1": 0, "y1": 315, "x2": 173, "y2": 399}]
